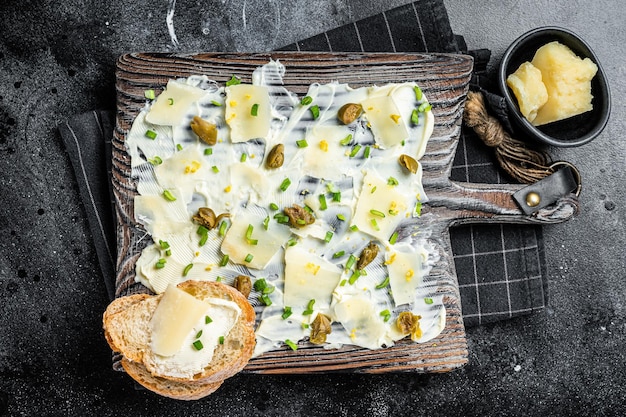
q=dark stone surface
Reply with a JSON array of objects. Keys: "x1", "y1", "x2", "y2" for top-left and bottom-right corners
[{"x1": 1, "y1": 0, "x2": 625, "y2": 415}]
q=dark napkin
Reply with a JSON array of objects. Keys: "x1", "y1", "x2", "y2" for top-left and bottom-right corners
[{"x1": 59, "y1": 0, "x2": 547, "y2": 327}]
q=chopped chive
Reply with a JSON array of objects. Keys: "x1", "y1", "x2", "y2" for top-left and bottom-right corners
[
  {"x1": 269, "y1": 202, "x2": 279, "y2": 211},
  {"x1": 349, "y1": 145, "x2": 361, "y2": 158},
  {"x1": 144, "y1": 89, "x2": 156, "y2": 100},
  {"x1": 159, "y1": 240, "x2": 170, "y2": 250},
  {"x1": 304, "y1": 205, "x2": 314, "y2": 214},
  {"x1": 192, "y1": 340, "x2": 204, "y2": 350},
  {"x1": 411, "y1": 109, "x2": 420, "y2": 125},
  {"x1": 216, "y1": 276, "x2": 222, "y2": 282},
  {"x1": 425, "y1": 297, "x2": 434, "y2": 305},
  {"x1": 296, "y1": 219, "x2": 306, "y2": 226},
  {"x1": 274, "y1": 213, "x2": 289, "y2": 223},
  {"x1": 240, "y1": 153, "x2": 247, "y2": 162},
  {"x1": 260, "y1": 294, "x2": 272, "y2": 306},
  {"x1": 300, "y1": 96, "x2": 313, "y2": 105},
  {"x1": 281, "y1": 306, "x2": 293, "y2": 320},
  {"x1": 332, "y1": 192, "x2": 341, "y2": 202},
  {"x1": 388, "y1": 209, "x2": 399, "y2": 216},
  {"x1": 279, "y1": 178, "x2": 291, "y2": 192},
  {"x1": 165, "y1": 249, "x2": 172, "y2": 257},
  {"x1": 148, "y1": 156, "x2": 163, "y2": 165},
  {"x1": 401, "y1": 140, "x2": 406, "y2": 146},
  {"x1": 370, "y1": 218, "x2": 380, "y2": 231},
  {"x1": 319, "y1": 194, "x2": 327, "y2": 210},
  {"x1": 287, "y1": 237, "x2": 298, "y2": 246},
  {"x1": 204, "y1": 148, "x2": 213, "y2": 155},
  {"x1": 336, "y1": 214, "x2": 346, "y2": 221},
  {"x1": 375, "y1": 276, "x2": 390, "y2": 289},
  {"x1": 145, "y1": 129, "x2": 157, "y2": 140},
  {"x1": 324, "y1": 231, "x2": 333, "y2": 243},
  {"x1": 197, "y1": 226, "x2": 209, "y2": 237},
  {"x1": 211, "y1": 100, "x2": 222, "y2": 107},
  {"x1": 387, "y1": 177, "x2": 399, "y2": 186},
  {"x1": 389, "y1": 231, "x2": 399, "y2": 245},
  {"x1": 219, "y1": 254, "x2": 229, "y2": 267},
  {"x1": 302, "y1": 299, "x2": 315, "y2": 315},
  {"x1": 326, "y1": 182, "x2": 340, "y2": 193},
  {"x1": 244, "y1": 253, "x2": 254, "y2": 263},
  {"x1": 414, "y1": 85, "x2": 423, "y2": 101},
  {"x1": 225, "y1": 75, "x2": 241, "y2": 86},
  {"x1": 333, "y1": 250, "x2": 345, "y2": 259},
  {"x1": 155, "y1": 258, "x2": 166, "y2": 269},
  {"x1": 195, "y1": 330, "x2": 203, "y2": 339},
  {"x1": 218, "y1": 221, "x2": 228, "y2": 236},
  {"x1": 162, "y1": 190, "x2": 176, "y2": 201},
  {"x1": 380, "y1": 309, "x2": 391, "y2": 322},
  {"x1": 349, "y1": 225, "x2": 359, "y2": 232},
  {"x1": 369, "y1": 209, "x2": 385, "y2": 218},
  {"x1": 301, "y1": 322, "x2": 310, "y2": 329},
  {"x1": 253, "y1": 278, "x2": 267, "y2": 292},
  {"x1": 212, "y1": 165, "x2": 219, "y2": 173},
  {"x1": 199, "y1": 232, "x2": 208, "y2": 246},
  {"x1": 263, "y1": 216, "x2": 270, "y2": 230},
  {"x1": 205, "y1": 315, "x2": 213, "y2": 324},
  {"x1": 371, "y1": 186, "x2": 377, "y2": 194},
  {"x1": 364, "y1": 146, "x2": 371, "y2": 158},
  {"x1": 219, "y1": 336, "x2": 225, "y2": 344},
  {"x1": 285, "y1": 339, "x2": 298, "y2": 351},
  {"x1": 246, "y1": 224, "x2": 254, "y2": 239},
  {"x1": 415, "y1": 201, "x2": 423, "y2": 216},
  {"x1": 176, "y1": 144, "x2": 183, "y2": 151},
  {"x1": 418, "y1": 102, "x2": 432, "y2": 112},
  {"x1": 309, "y1": 105, "x2": 320, "y2": 120},
  {"x1": 262, "y1": 285, "x2": 275, "y2": 295},
  {"x1": 345, "y1": 254, "x2": 356, "y2": 270},
  {"x1": 340, "y1": 134, "x2": 352, "y2": 146},
  {"x1": 296, "y1": 139, "x2": 308, "y2": 148},
  {"x1": 250, "y1": 103, "x2": 259, "y2": 116},
  {"x1": 167, "y1": 98, "x2": 174, "y2": 105},
  {"x1": 348, "y1": 269, "x2": 361, "y2": 285}
]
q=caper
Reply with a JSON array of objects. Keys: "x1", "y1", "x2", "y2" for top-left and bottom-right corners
[
  {"x1": 284, "y1": 204, "x2": 315, "y2": 229},
  {"x1": 310, "y1": 313, "x2": 332, "y2": 344},
  {"x1": 190, "y1": 116, "x2": 217, "y2": 146},
  {"x1": 233, "y1": 275, "x2": 252, "y2": 298},
  {"x1": 192, "y1": 207, "x2": 217, "y2": 229},
  {"x1": 266, "y1": 143, "x2": 284, "y2": 169},
  {"x1": 356, "y1": 241, "x2": 379, "y2": 270},
  {"x1": 396, "y1": 311, "x2": 422, "y2": 341},
  {"x1": 398, "y1": 154, "x2": 418, "y2": 174},
  {"x1": 337, "y1": 103, "x2": 363, "y2": 125}
]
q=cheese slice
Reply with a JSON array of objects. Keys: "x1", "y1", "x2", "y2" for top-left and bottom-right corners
[
  {"x1": 333, "y1": 295, "x2": 390, "y2": 349},
  {"x1": 352, "y1": 172, "x2": 409, "y2": 241},
  {"x1": 150, "y1": 284, "x2": 211, "y2": 356},
  {"x1": 225, "y1": 84, "x2": 271, "y2": 142},
  {"x1": 221, "y1": 207, "x2": 292, "y2": 269},
  {"x1": 385, "y1": 243, "x2": 426, "y2": 306},
  {"x1": 361, "y1": 95, "x2": 409, "y2": 148},
  {"x1": 145, "y1": 80, "x2": 207, "y2": 126},
  {"x1": 283, "y1": 245, "x2": 342, "y2": 310}
]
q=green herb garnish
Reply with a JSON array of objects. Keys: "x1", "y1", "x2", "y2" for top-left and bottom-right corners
[
  {"x1": 145, "y1": 129, "x2": 157, "y2": 140},
  {"x1": 300, "y1": 96, "x2": 313, "y2": 106},
  {"x1": 225, "y1": 75, "x2": 241, "y2": 86},
  {"x1": 375, "y1": 276, "x2": 390, "y2": 289},
  {"x1": 182, "y1": 263, "x2": 193, "y2": 277},
  {"x1": 162, "y1": 190, "x2": 176, "y2": 201}
]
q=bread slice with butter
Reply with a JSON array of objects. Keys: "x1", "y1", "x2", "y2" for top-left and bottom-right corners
[{"x1": 102, "y1": 280, "x2": 256, "y2": 400}]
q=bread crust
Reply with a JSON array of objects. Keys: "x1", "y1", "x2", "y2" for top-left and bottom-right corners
[{"x1": 102, "y1": 281, "x2": 256, "y2": 400}]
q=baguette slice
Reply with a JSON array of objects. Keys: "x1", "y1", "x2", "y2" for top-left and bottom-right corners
[{"x1": 103, "y1": 280, "x2": 256, "y2": 399}]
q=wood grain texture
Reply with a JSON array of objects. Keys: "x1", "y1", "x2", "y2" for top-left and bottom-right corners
[{"x1": 112, "y1": 52, "x2": 576, "y2": 374}]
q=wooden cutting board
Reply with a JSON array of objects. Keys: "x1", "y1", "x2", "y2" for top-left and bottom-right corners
[{"x1": 112, "y1": 52, "x2": 578, "y2": 374}]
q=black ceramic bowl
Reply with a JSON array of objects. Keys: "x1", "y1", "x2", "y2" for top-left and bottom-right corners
[{"x1": 498, "y1": 26, "x2": 611, "y2": 147}]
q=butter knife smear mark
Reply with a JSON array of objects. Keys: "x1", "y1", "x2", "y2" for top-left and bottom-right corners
[{"x1": 125, "y1": 60, "x2": 445, "y2": 356}]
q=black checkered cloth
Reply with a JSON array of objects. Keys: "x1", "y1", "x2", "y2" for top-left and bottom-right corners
[{"x1": 59, "y1": 0, "x2": 548, "y2": 328}]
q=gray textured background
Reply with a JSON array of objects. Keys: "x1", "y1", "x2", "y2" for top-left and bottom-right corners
[{"x1": 1, "y1": 0, "x2": 625, "y2": 415}]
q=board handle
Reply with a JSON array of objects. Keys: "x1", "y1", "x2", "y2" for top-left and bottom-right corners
[{"x1": 426, "y1": 181, "x2": 579, "y2": 225}]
